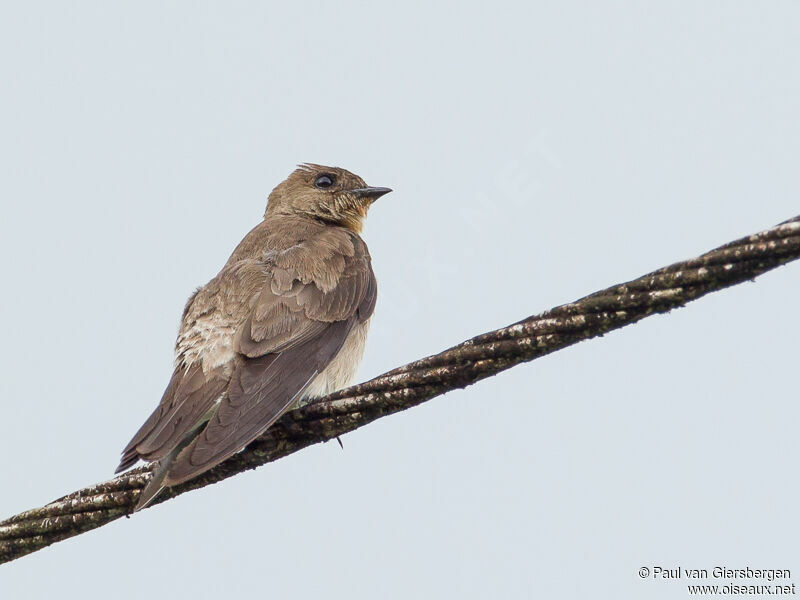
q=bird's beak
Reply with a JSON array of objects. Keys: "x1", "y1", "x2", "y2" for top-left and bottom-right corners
[{"x1": 349, "y1": 186, "x2": 392, "y2": 201}]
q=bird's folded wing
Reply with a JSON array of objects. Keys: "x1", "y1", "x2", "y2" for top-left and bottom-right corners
[
  {"x1": 117, "y1": 230, "x2": 376, "y2": 481},
  {"x1": 163, "y1": 318, "x2": 354, "y2": 485},
  {"x1": 160, "y1": 233, "x2": 377, "y2": 485},
  {"x1": 116, "y1": 365, "x2": 230, "y2": 472}
]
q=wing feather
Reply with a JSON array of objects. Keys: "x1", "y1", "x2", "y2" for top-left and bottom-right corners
[
  {"x1": 116, "y1": 371, "x2": 184, "y2": 473},
  {"x1": 135, "y1": 365, "x2": 230, "y2": 459},
  {"x1": 116, "y1": 365, "x2": 230, "y2": 472},
  {"x1": 164, "y1": 319, "x2": 354, "y2": 485}
]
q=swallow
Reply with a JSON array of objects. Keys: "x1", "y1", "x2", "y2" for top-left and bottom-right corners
[{"x1": 116, "y1": 164, "x2": 390, "y2": 510}]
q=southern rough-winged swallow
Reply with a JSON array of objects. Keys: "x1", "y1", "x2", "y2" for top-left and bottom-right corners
[{"x1": 116, "y1": 164, "x2": 390, "y2": 510}]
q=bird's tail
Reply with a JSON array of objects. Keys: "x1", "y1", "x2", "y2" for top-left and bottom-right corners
[{"x1": 134, "y1": 453, "x2": 175, "y2": 512}]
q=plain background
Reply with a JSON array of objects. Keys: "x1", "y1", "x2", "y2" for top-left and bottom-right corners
[{"x1": 1, "y1": 2, "x2": 798, "y2": 598}]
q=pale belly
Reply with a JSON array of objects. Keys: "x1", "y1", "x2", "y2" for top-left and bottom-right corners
[{"x1": 298, "y1": 318, "x2": 371, "y2": 405}]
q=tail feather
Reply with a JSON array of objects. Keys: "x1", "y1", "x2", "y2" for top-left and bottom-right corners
[{"x1": 134, "y1": 454, "x2": 173, "y2": 511}]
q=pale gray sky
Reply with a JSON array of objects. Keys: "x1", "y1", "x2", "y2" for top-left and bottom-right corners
[{"x1": 1, "y1": 2, "x2": 799, "y2": 598}]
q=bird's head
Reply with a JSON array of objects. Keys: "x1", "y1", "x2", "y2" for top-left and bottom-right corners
[{"x1": 265, "y1": 163, "x2": 391, "y2": 233}]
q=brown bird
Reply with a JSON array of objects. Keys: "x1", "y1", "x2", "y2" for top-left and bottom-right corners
[{"x1": 116, "y1": 164, "x2": 390, "y2": 510}]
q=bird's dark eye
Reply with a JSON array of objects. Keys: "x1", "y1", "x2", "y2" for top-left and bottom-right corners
[{"x1": 314, "y1": 174, "x2": 335, "y2": 189}]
